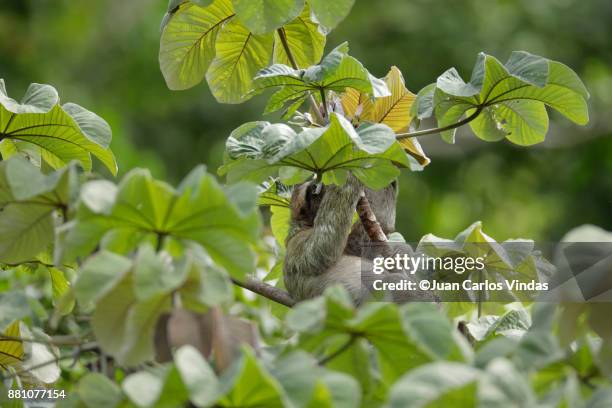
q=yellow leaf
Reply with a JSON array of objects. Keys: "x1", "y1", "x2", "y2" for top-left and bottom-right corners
[
  {"x1": 0, "y1": 321, "x2": 24, "y2": 368},
  {"x1": 363, "y1": 66, "x2": 416, "y2": 132},
  {"x1": 340, "y1": 87, "x2": 367, "y2": 121},
  {"x1": 340, "y1": 66, "x2": 429, "y2": 167},
  {"x1": 398, "y1": 137, "x2": 430, "y2": 167}
]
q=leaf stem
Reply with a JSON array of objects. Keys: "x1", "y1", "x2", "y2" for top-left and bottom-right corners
[
  {"x1": 276, "y1": 28, "x2": 325, "y2": 124},
  {"x1": 318, "y1": 335, "x2": 357, "y2": 365},
  {"x1": 395, "y1": 105, "x2": 484, "y2": 139},
  {"x1": 319, "y1": 88, "x2": 328, "y2": 119}
]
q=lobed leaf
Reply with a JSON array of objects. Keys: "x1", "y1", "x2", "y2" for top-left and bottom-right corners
[
  {"x1": 220, "y1": 112, "x2": 413, "y2": 189},
  {"x1": 206, "y1": 18, "x2": 274, "y2": 103},
  {"x1": 159, "y1": 0, "x2": 235, "y2": 91},
  {"x1": 254, "y1": 43, "x2": 389, "y2": 115},
  {"x1": 274, "y1": 4, "x2": 326, "y2": 68},
  {"x1": 59, "y1": 166, "x2": 260, "y2": 279},
  {"x1": 412, "y1": 51, "x2": 589, "y2": 145},
  {"x1": 233, "y1": 0, "x2": 304, "y2": 34},
  {"x1": 0, "y1": 79, "x2": 117, "y2": 174}
]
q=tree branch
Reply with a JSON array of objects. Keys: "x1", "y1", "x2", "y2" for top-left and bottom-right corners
[
  {"x1": 0, "y1": 342, "x2": 98, "y2": 381},
  {"x1": 231, "y1": 277, "x2": 296, "y2": 307},
  {"x1": 356, "y1": 192, "x2": 388, "y2": 242},
  {"x1": 395, "y1": 105, "x2": 484, "y2": 139}
]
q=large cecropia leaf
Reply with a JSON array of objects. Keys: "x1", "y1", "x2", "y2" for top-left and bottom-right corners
[
  {"x1": 219, "y1": 112, "x2": 415, "y2": 189},
  {"x1": 206, "y1": 18, "x2": 274, "y2": 103},
  {"x1": 159, "y1": 0, "x2": 235, "y2": 91},
  {"x1": 232, "y1": 0, "x2": 304, "y2": 35},
  {"x1": 308, "y1": 0, "x2": 355, "y2": 31},
  {"x1": 57, "y1": 166, "x2": 260, "y2": 279},
  {"x1": 416, "y1": 221, "x2": 553, "y2": 306},
  {"x1": 273, "y1": 4, "x2": 326, "y2": 68},
  {"x1": 159, "y1": 1, "x2": 327, "y2": 103},
  {"x1": 253, "y1": 42, "x2": 389, "y2": 116},
  {"x1": 0, "y1": 79, "x2": 117, "y2": 174},
  {"x1": 341, "y1": 66, "x2": 429, "y2": 168},
  {"x1": 0, "y1": 157, "x2": 78, "y2": 264},
  {"x1": 412, "y1": 51, "x2": 589, "y2": 145}
]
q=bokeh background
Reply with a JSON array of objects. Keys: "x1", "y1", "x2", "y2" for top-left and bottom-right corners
[{"x1": 1, "y1": 0, "x2": 610, "y2": 242}]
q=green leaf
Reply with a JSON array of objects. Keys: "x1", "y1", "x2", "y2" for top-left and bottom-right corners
[
  {"x1": 254, "y1": 43, "x2": 389, "y2": 114},
  {"x1": 78, "y1": 373, "x2": 123, "y2": 408},
  {"x1": 349, "y1": 303, "x2": 430, "y2": 382},
  {"x1": 175, "y1": 345, "x2": 220, "y2": 407},
  {"x1": 417, "y1": 222, "x2": 547, "y2": 304},
  {"x1": 0, "y1": 157, "x2": 77, "y2": 264},
  {"x1": 159, "y1": 0, "x2": 235, "y2": 90},
  {"x1": 0, "y1": 79, "x2": 117, "y2": 174},
  {"x1": 478, "y1": 358, "x2": 536, "y2": 407},
  {"x1": 388, "y1": 362, "x2": 479, "y2": 408},
  {"x1": 219, "y1": 347, "x2": 286, "y2": 407},
  {"x1": 206, "y1": 18, "x2": 274, "y2": 103},
  {"x1": 401, "y1": 303, "x2": 472, "y2": 362},
  {"x1": 133, "y1": 244, "x2": 188, "y2": 300},
  {"x1": 221, "y1": 112, "x2": 412, "y2": 188},
  {"x1": 49, "y1": 267, "x2": 74, "y2": 315},
  {"x1": 233, "y1": 0, "x2": 304, "y2": 34},
  {"x1": 92, "y1": 273, "x2": 173, "y2": 366},
  {"x1": 60, "y1": 167, "x2": 260, "y2": 279},
  {"x1": 123, "y1": 366, "x2": 173, "y2": 407},
  {"x1": 274, "y1": 5, "x2": 325, "y2": 68},
  {"x1": 414, "y1": 51, "x2": 589, "y2": 146},
  {"x1": 91, "y1": 276, "x2": 137, "y2": 361},
  {"x1": 309, "y1": 0, "x2": 355, "y2": 30},
  {"x1": 270, "y1": 205, "x2": 290, "y2": 248},
  {"x1": 0, "y1": 321, "x2": 24, "y2": 369},
  {"x1": 257, "y1": 179, "x2": 291, "y2": 208},
  {"x1": 74, "y1": 251, "x2": 132, "y2": 305}
]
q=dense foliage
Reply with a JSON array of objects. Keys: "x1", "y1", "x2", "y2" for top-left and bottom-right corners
[{"x1": 1, "y1": 1, "x2": 611, "y2": 407}]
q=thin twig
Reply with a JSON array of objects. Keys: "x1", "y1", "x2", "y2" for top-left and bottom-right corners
[
  {"x1": 0, "y1": 335, "x2": 87, "y2": 347},
  {"x1": 0, "y1": 342, "x2": 98, "y2": 381},
  {"x1": 395, "y1": 105, "x2": 484, "y2": 139},
  {"x1": 231, "y1": 277, "x2": 296, "y2": 307}
]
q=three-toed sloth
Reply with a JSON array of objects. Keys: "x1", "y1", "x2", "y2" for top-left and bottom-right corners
[{"x1": 283, "y1": 174, "x2": 434, "y2": 305}]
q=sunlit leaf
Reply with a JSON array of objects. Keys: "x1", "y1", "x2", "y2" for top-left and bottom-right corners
[
  {"x1": 220, "y1": 112, "x2": 412, "y2": 188},
  {"x1": 0, "y1": 79, "x2": 117, "y2": 174},
  {"x1": 254, "y1": 43, "x2": 389, "y2": 114},
  {"x1": 159, "y1": 0, "x2": 235, "y2": 90},
  {"x1": 233, "y1": 0, "x2": 304, "y2": 34},
  {"x1": 274, "y1": 5, "x2": 325, "y2": 68},
  {"x1": 0, "y1": 157, "x2": 77, "y2": 264},
  {"x1": 206, "y1": 19, "x2": 274, "y2": 103},
  {"x1": 309, "y1": 0, "x2": 354, "y2": 30},
  {"x1": 59, "y1": 167, "x2": 260, "y2": 279},
  {"x1": 389, "y1": 362, "x2": 479, "y2": 408},
  {"x1": 0, "y1": 321, "x2": 24, "y2": 369},
  {"x1": 412, "y1": 51, "x2": 589, "y2": 145}
]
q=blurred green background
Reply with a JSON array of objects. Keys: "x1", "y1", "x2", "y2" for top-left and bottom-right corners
[{"x1": 1, "y1": 0, "x2": 610, "y2": 242}]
